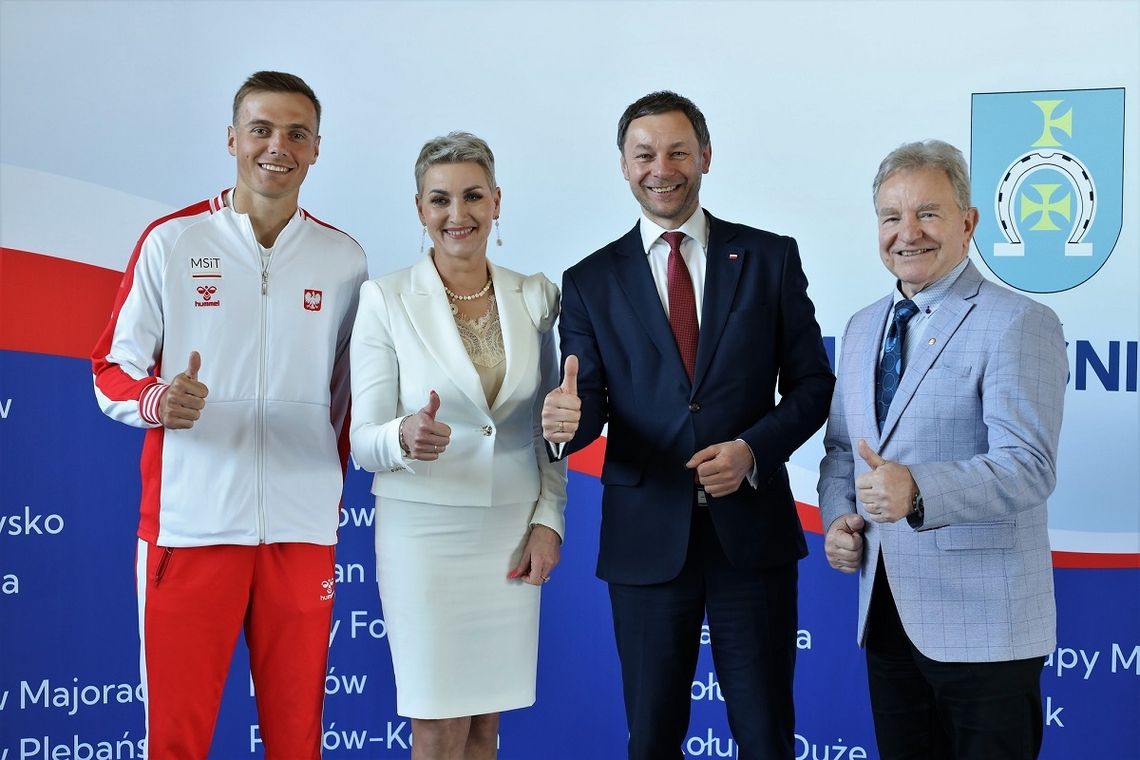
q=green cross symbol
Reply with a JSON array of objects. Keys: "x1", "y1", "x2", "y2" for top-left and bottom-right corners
[{"x1": 1020, "y1": 183, "x2": 1072, "y2": 231}]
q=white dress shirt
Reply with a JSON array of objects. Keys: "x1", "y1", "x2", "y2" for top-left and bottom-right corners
[{"x1": 638, "y1": 207, "x2": 709, "y2": 324}]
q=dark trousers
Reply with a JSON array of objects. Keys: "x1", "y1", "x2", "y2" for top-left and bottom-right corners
[
  {"x1": 608, "y1": 501, "x2": 798, "y2": 760},
  {"x1": 866, "y1": 559, "x2": 1046, "y2": 760}
]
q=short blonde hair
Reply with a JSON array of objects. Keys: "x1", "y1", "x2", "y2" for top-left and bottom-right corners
[{"x1": 414, "y1": 132, "x2": 497, "y2": 193}]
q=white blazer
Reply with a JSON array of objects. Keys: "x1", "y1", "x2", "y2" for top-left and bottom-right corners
[{"x1": 349, "y1": 255, "x2": 567, "y2": 537}]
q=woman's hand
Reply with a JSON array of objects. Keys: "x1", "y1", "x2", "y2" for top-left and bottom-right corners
[
  {"x1": 509, "y1": 525, "x2": 562, "y2": 586},
  {"x1": 400, "y1": 390, "x2": 451, "y2": 460}
]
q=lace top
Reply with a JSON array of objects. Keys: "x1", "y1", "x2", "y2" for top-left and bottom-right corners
[{"x1": 455, "y1": 297, "x2": 506, "y2": 406}]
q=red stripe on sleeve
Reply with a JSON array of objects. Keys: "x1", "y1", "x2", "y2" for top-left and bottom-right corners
[{"x1": 90, "y1": 200, "x2": 212, "y2": 401}]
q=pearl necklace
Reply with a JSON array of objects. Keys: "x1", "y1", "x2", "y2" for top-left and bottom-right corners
[
  {"x1": 443, "y1": 276, "x2": 492, "y2": 302},
  {"x1": 443, "y1": 275, "x2": 492, "y2": 315}
]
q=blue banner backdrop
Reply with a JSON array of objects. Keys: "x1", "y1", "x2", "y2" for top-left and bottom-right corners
[{"x1": 1, "y1": 341, "x2": 1137, "y2": 758}]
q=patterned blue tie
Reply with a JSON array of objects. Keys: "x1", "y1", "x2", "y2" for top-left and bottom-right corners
[{"x1": 876, "y1": 299, "x2": 920, "y2": 429}]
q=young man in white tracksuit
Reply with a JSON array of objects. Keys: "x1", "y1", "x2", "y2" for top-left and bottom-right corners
[{"x1": 92, "y1": 71, "x2": 367, "y2": 759}]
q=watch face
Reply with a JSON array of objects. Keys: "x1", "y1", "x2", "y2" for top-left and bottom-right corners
[{"x1": 908, "y1": 492, "x2": 925, "y2": 529}]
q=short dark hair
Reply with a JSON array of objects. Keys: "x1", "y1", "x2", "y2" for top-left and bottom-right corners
[
  {"x1": 232, "y1": 71, "x2": 321, "y2": 128},
  {"x1": 616, "y1": 91, "x2": 710, "y2": 151}
]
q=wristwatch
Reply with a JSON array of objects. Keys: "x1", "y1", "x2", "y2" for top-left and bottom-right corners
[{"x1": 906, "y1": 490, "x2": 925, "y2": 529}]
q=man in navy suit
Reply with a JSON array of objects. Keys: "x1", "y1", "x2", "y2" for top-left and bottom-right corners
[{"x1": 542, "y1": 91, "x2": 834, "y2": 760}]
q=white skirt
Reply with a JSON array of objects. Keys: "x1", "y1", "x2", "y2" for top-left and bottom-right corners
[{"x1": 376, "y1": 497, "x2": 542, "y2": 719}]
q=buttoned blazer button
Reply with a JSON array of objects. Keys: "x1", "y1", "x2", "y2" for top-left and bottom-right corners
[
  {"x1": 688, "y1": 403, "x2": 701, "y2": 413},
  {"x1": 481, "y1": 425, "x2": 493, "y2": 436}
]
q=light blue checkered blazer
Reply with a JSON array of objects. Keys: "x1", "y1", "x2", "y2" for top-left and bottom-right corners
[{"x1": 818, "y1": 260, "x2": 1067, "y2": 662}]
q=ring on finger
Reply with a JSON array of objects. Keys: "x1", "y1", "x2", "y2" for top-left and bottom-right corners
[{"x1": 542, "y1": 575, "x2": 551, "y2": 583}]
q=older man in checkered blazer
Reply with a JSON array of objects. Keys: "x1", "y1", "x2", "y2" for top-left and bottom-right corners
[{"x1": 817, "y1": 139, "x2": 1067, "y2": 760}]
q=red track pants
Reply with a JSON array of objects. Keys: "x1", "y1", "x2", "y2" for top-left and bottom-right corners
[{"x1": 137, "y1": 540, "x2": 336, "y2": 759}]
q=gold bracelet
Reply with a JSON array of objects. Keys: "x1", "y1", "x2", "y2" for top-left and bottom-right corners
[{"x1": 398, "y1": 415, "x2": 413, "y2": 457}]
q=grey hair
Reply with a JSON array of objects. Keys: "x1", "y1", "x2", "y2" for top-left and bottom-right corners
[
  {"x1": 414, "y1": 131, "x2": 497, "y2": 193},
  {"x1": 872, "y1": 140, "x2": 972, "y2": 211}
]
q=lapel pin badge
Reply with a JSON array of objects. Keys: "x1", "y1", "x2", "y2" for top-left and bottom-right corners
[{"x1": 728, "y1": 252, "x2": 739, "y2": 260}]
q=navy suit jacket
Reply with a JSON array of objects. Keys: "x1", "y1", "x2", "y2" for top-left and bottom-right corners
[{"x1": 559, "y1": 213, "x2": 835, "y2": 584}]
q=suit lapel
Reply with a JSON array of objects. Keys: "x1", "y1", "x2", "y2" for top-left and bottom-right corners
[
  {"x1": 859, "y1": 296, "x2": 894, "y2": 448},
  {"x1": 489, "y1": 263, "x2": 533, "y2": 413},
  {"x1": 612, "y1": 223, "x2": 685, "y2": 379},
  {"x1": 879, "y1": 263, "x2": 982, "y2": 441},
  {"x1": 400, "y1": 256, "x2": 490, "y2": 414},
  {"x1": 692, "y1": 213, "x2": 743, "y2": 395}
]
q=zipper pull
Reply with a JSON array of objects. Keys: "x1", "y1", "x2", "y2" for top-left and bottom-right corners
[
  {"x1": 261, "y1": 269, "x2": 268, "y2": 295},
  {"x1": 154, "y1": 547, "x2": 174, "y2": 587}
]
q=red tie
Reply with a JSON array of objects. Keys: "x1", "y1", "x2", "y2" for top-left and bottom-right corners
[{"x1": 663, "y1": 231, "x2": 698, "y2": 381}]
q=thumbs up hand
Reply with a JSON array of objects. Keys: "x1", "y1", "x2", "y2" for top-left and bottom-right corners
[
  {"x1": 160, "y1": 351, "x2": 209, "y2": 429},
  {"x1": 542, "y1": 355, "x2": 581, "y2": 444},
  {"x1": 399, "y1": 390, "x2": 452, "y2": 461},
  {"x1": 854, "y1": 439, "x2": 918, "y2": 523}
]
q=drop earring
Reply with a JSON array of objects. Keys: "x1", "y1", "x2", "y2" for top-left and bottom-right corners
[
  {"x1": 420, "y1": 225, "x2": 427, "y2": 255},
  {"x1": 495, "y1": 219, "x2": 502, "y2": 247}
]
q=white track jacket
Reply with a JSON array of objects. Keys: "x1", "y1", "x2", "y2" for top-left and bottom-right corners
[{"x1": 92, "y1": 190, "x2": 368, "y2": 547}]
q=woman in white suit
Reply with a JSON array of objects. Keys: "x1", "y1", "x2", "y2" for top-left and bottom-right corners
[{"x1": 349, "y1": 132, "x2": 567, "y2": 760}]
